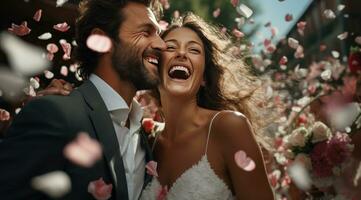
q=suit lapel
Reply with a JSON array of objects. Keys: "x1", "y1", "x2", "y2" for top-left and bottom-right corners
[{"x1": 78, "y1": 81, "x2": 129, "y2": 200}]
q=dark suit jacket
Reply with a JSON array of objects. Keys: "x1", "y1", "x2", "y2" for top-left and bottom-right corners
[{"x1": 0, "y1": 81, "x2": 153, "y2": 200}]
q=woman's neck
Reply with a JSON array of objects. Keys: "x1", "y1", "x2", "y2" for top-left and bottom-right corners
[{"x1": 161, "y1": 95, "x2": 201, "y2": 141}]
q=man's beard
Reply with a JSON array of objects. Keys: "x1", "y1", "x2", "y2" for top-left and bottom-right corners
[{"x1": 111, "y1": 40, "x2": 159, "y2": 90}]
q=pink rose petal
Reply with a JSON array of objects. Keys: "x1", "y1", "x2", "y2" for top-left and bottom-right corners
[
  {"x1": 59, "y1": 39, "x2": 71, "y2": 60},
  {"x1": 86, "y1": 34, "x2": 111, "y2": 53},
  {"x1": 232, "y1": 29, "x2": 244, "y2": 38},
  {"x1": 213, "y1": 8, "x2": 221, "y2": 18},
  {"x1": 8, "y1": 21, "x2": 31, "y2": 36},
  {"x1": 88, "y1": 178, "x2": 112, "y2": 200},
  {"x1": 159, "y1": 20, "x2": 169, "y2": 31},
  {"x1": 53, "y1": 22, "x2": 70, "y2": 32},
  {"x1": 63, "y1": 132, "x2": 102, "y2": 167},
  {"x1": 46, "y1": 43, "x2": 59, "y2": 54},
  {"x1": 33, "y1": 9, "x2": 42, "y2": 22},
  {"x1": 323, "y1": 9, "x2": 336, "y2": 19},
  {"x1": 145, "y1": 161, "x2": 158, "y2": 177},
  {"x1": 297, "y1": 21, "x2": 306, "y2": 36},
  {"x1": 44, "y1": 70, "x2": 54, "y2": 79},
  {"x1": 0, "y1": 108, "x2": 10, "y2": 121},
  {"x1": 60, "y1": 66, "x2": 68, "y2": 77},
  {"x1": 234, "y1": 150, "x2": 256, "y2": 171},
  {"x1": 288, "y1": 37, "x2": 299, "y2": 49},
  {"x1": 285, "y1": 14, "x2": 293, "y2": 22}
]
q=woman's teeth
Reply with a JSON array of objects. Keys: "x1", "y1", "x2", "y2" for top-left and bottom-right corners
[{"x1": 168, "y1": 65, "x2": 190, "y2": 79}]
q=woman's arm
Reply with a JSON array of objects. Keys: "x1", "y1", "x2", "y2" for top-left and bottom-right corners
[{"x1": 216, "y1": 111, "x2": 274, "y2": 199}]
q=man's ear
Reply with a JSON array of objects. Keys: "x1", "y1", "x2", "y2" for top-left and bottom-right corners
[{"x1": 90, "y1": 28, "x2": 106, "y2": 36}]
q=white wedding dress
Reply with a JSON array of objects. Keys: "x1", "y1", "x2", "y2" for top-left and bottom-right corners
[{"x1": 140, "y1": 112, "x2": 235, "y2": 200}]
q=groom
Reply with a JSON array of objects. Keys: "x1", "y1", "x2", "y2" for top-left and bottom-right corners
[{"x1": 0, "y1": 0, "x2": 165, "y2": 199}]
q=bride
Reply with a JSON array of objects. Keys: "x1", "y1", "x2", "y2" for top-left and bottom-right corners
[{"x1": 140, "y1": 13, "x2": 274, "y2": 199}]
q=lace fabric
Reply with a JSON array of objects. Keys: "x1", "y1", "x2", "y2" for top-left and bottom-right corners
[
  {"x1": 140, "y1": 155, "x2": 235, "y2": 200},
  {"x1": 140, "y1": 111, "x2": 235, "y2": 200}
]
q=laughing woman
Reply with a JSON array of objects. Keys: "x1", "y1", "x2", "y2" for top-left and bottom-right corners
[{"x1": 140, "y1": 13, "x2": 274, "y2": 199}]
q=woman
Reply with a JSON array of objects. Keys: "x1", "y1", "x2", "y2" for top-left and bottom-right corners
[
  {"x1": 40, "y1": 12, "x2": 274, "y2": 199},
  {"x1": 140, "y1": 13, "x2": 274, "y2": 199}
]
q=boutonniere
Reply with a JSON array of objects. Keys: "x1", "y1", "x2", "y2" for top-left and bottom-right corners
[
  {"x1": 88, "y1": 178, "x2": 113, "y2": 200},
  {"x1": 140, "y1": 118, "x2": 165, "y2": 138}
]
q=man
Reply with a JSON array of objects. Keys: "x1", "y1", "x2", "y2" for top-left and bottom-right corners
[{"x1": 0, "y1": 0, "x2": 166, "y2": 199}]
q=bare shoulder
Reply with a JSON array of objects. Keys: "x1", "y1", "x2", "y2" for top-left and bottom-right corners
[
  {"x1": 211, "y1": 111, "x2": 256, "y2": 150},
  {"x1": 213, "y1": 111, "x2": 250, "y2": 135}
]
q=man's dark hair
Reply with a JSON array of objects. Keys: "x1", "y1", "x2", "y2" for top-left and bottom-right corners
[{"x1": 75, "y1": 0, "x2": 161, "y2": 79}]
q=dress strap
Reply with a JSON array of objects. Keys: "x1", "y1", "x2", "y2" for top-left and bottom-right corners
[{"x1": 205, "y1": 111, "x2": 224, "y2": 155}]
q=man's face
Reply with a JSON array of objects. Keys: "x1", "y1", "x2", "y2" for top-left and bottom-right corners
[{"x1": 112, "y1": 2, "x2": 166, "y2": 90}]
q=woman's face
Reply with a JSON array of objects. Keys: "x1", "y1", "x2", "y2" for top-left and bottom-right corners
[{"x1": 159, "y1": 27, "x2": 206, "y2": 98}]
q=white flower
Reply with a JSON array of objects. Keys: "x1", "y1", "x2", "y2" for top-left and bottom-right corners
[
  {"x1": 311, "y1": 121, "x2": 332, "y2": 143},
  {"x1": 294, "y1": 153, "x2": 312, "y2": 170},
  {"x1": 287, "y1": 127, "x2": 309, "y2": 147}
]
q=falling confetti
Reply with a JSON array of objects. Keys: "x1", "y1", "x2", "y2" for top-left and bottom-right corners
[
  {"x1": 63, "y1": 132, "x2": 102, "y2": 167},
  {"x1": 236, "y1": 4, "x2": 253, "y2": 19},
  {"x1": 59, "y1": 39, "x2": 72, "y2": 60},
  {"x1": 323, "y1": 9, "x2": 336, "y2": 19},
  {"x1": 88, "y1": 178, "x2": 113, "y2": 200},
  {"x1": 158, "y1": 20, "x2": 169, "y2": 31},
  {"x1": 53, "y1": 22, "x2": 70, "y2": 32},
  {"x1": 29, "y1": 77, "x2": 40, "y2": 89},
  {"x1": 38, "y1": 32, "x2": 52, "y2": 40},
  {"x1": 0, "y1": 108, "x2": 10, "y2": 121},
  {"x1": 337, "y1": 4, "x2": 345, "y2": 11},
  {"x1": 288, "y1": 162, "x2": 312, "y2": 191},
  {"x1": 33, "y1": 9, "x2": 42, "y2": 22},
  {"x1": 60, "y1": 66, "x2": 68, "y2": 77},
  {"x1": 44, "y1": 70, "x2": 54, "y2": 79},
  {"x1": 213, "y1": 8, "x2": 221, "y2": 18},
  {"x1": 86, "y1": 34, "x2": 112, "y2": 53},
  {"x1": 232, "y1": 29, "x2": 244, "y2": 38},
  {"x1": 0, "y1": 32, "x2": 49, "y2": 76},
  {"x1": 31, "y1": 171, "x2": 71, "y2": 198},
  {"x1": 234, "y1": 150, "x2": 256, "y2": 171},
  {"x1": 285, "y1": 14, "x2": 293, "y2": 22},
  {"x1": 46, "y1": 43, "x2": 59, "y2": 53},
  {"x1": 8, "y1": 21, "x2": 31, "y2": 36},
  {"x1": 56, "y1": 0, "x2": 68, "y2": 7},
  {"x1": 288, "y1": 37, "x2": 299, "y2": 49},
  {"x1": 337, "y1": 32, "x2": 348, "y2": 40}
]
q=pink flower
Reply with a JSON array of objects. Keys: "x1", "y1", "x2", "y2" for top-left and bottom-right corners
[
  {"x1": 88, "y1": 178, "x2": 112, "y2": 200},
  {"x1": 157, "y1": 185, "x2": 168, "y2": 200},
  {"x1": 326, "y1": 132, "x2": 353, "y2": 166},
  {"x1": 268, "y1": 170, "x2": 281, "y2": 189},
  {"x1": 310, "y1": 141, "x2": 333, "y2": 178},
  {"x1": 232, "y1": 29, "x2": 244, "y2": 38},
  {"x1": 145, "y1": 161, "x2": 158, "y2": 177},
  {"x1": 8, "y1": 21, "x2": 31, "y2": 36},
  {"x1": 230, "y1": 0, "x2": 239, "y2": 7},
  {"x1": 142, "y1": 118, "x2": 155, "y2": 134}
]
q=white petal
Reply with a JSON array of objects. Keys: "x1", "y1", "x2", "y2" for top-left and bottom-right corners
[
  {"x1": 0, "y1": 32, "x2": 49, "y2": 76},
  {"x1": 31, "y1": 171, "x2": 71, "y2": 198}
]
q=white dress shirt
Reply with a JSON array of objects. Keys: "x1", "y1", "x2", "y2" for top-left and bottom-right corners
[{"x1": 90, "y1": 74, "x2": 145, "y2": 200}]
